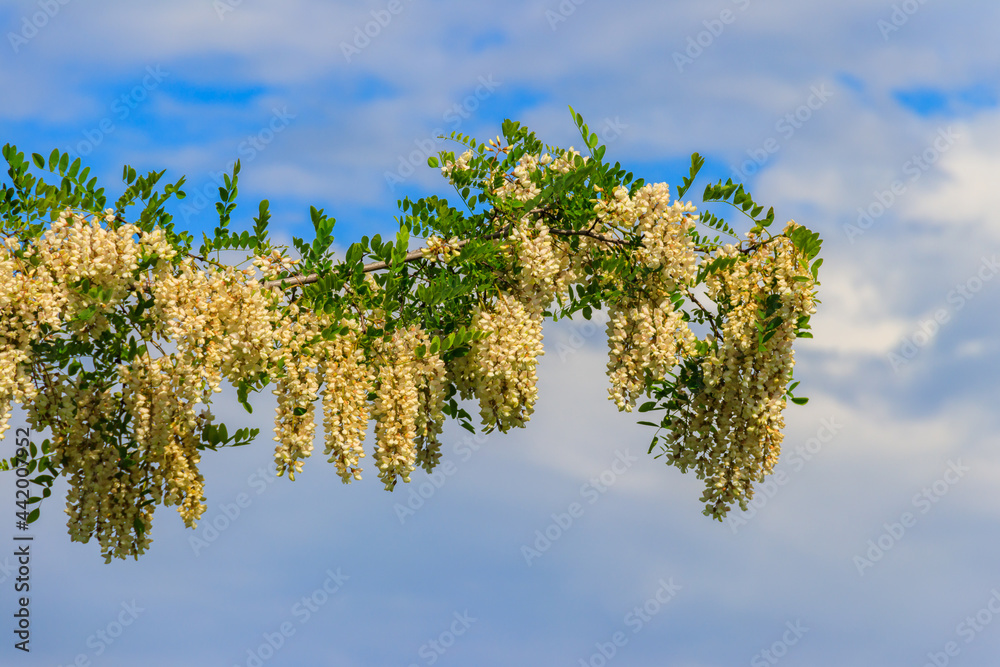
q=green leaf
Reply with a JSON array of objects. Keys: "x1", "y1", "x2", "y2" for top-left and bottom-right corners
[
  {"x1": 811, "y1": 257, "x2": 823, "y2": 279},
  {"x1": 346, "y1": 243, "x2": 363, "y2": 265},
  {"x1": 790, "y1": 396, "x2": 809, "y2": 405},
  {"x1": 428, "y1": 156, "x2": 439, "y2": 168}
]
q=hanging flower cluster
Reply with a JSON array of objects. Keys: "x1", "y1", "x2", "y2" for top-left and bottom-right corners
[
  {"x1": 319, "y1": 320, "x2": 372, "y2": 483},
  {"x1": 452, "y1": 292, "x2": 545, "y2": 433},
  {"x1": 591, "y1": 183, "x2": 701, "y2": 410},
  {"x1": 368, "y1": 325, "x2": 449, "y2": 489},
  {"x1": 0, "y1": 236, "x2": 38, "y2": 443},
  {"x1": 662, "y1": 223, "x2": 818, "y2": 516}
]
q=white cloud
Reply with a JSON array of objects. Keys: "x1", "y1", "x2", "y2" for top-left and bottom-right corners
[{"x1": 900, "y1": 115, "x2": 1000, "y2": 238}]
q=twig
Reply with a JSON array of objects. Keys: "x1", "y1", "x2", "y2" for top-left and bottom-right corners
[
  {"x1": 548, "y1": 228, "x2": 629, "y2": 246},
  {"x1": 262, "y1": 225, "x2": 522, "y2": 290},
  {"x1": 686, "y1": 291, "x2": 722, "y2": 341},
  {"x1": 261, "y1": 206, "x2": 630, "y2": 291}
]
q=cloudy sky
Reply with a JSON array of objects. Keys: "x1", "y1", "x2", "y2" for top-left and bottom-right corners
[{"x1": 3, "y1": 0, "x2": 1000, "y2": 665}]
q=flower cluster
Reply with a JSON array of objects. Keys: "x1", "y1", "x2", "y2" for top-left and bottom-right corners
[
  {"x1": 117, "y1": 353, "x2": 206, "y2": 554},
  {"x1": 663, "y1": 223, "x2": 817, "y2": 517},
  {"x1": 594, "y1": 182, "x2": 701, "y2": 410},
  {"x1": 2, "y1": 212, "x2": 290, "y2": 559},
  {"x1": 271, "y1": 303, "x2": 326, "y2": 480},
  {"x1": 1, "y1": 211, "x2": 216, "y2": 561},
  {"x1": 420, "y1": 236, "x2": 462, "y2": 263},
  {"x1": 253, "y1": 248, "x2": 300, "y2": 281},
  {"x1": 510, "y1": 217, "x2": 564, "y2": 311},
  {"x1": 319, "y1": 320, "x2": 372, "y2": 483},
  {"x1": 152, "y1": 259, "x2": 280, "y2": 391},
  {"x1": 439, "y1": 149, "x2": 475, "y2": 182},
  {"x1": 413, "y1": 338, "x2": 449, "y2": 474},
  {"x1": 452, "y1": 292, "x2": 545, "y2": 432},
  {"x1": 630, "y1": 183, "x2": 698, "y2": 280},
  {"x1": 29, "y1": 372, "x2": 156, "y2": 563},
  {"x1": 33, "y1": 211, "x2": 142, "y2": 326},
  {"x1": 0, "y1": 236, "x2": 39, "y2": 442},
  {"x1": 370, "y1": 326, "x2": 448, "y2": 489},
  {"x1": 490, "y1": 149, "x2": 600, "y2": 311},
  {"x1": 606, "y1": 298, "x2": 697, "y2": 411},
  {"x1": 493, "y1": 153, "x2": 542, "y2": 203}
]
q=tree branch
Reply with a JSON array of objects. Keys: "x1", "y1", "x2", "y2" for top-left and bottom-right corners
[
  {"x1": 548, "y1": 228, "x2": 629, "y2": 246},
  {"x1": 262, "y1": 233, "x2": 501, "y2": 290},
  {"x1": 686, "y1": 291, "x2": 722, "y2": 341},
  {"x1": 261, "y1": 219, "x2": 627, "y2": 290}
]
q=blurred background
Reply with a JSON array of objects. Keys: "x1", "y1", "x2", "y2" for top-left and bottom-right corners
[{"x1": 2, "y1": 1, "x2": 999, "y2": 665}]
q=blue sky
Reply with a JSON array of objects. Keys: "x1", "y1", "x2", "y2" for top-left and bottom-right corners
[{"x1": 3, "y1": 0, "x2": 1000, "y2": 665}]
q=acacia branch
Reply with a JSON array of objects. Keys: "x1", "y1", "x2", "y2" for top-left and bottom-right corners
[
  {"x1": 686, "y1": 291, "x2": 723, "y2": 342},
  {"x1": 548, "y1": 228, "x2": 629, "y2": 246},
  {"x1": 261, "y1": 220, "x2": 628, "y2": 290},
  {"x1": 262, "y1": 233, "x2": 501, "y2": 290}
]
